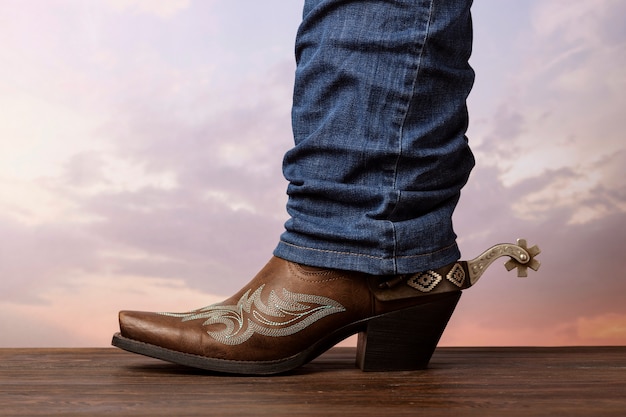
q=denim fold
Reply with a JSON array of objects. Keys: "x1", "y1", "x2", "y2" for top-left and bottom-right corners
[{"x1": 275, "y1": 0, "x2": 475, "y2": 275}]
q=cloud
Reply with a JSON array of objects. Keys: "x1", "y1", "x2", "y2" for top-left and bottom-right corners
[
  {"x1": 0, "y1": 1, "x2": 296, "y2": 313},
  {"x1": 105, "y1": 0, "x2": 191, "y2": 18},
  {"x1": 0, "y1": 273, "x2": 222, "y2": 347},
  {"x1": 469, "y1": 0, "x2": 626, "y2": 228},
  {"x1": 452, "y1": 159, "x2": 626, "y2": 346},
  {"x1": 0, "y1": 58, "x2": 295, "y2": 304},
  {"x1": 0, "y1": 215, "x2": 102, "y2": 304},
  {"x1": 578, "y1": 313, "x2": 626, "y2": 343},
  {"x1": 1, "y1": 0, "x2": 625, "y2": 349}
]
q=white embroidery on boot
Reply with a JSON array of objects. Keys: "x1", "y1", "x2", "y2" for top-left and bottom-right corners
[{"x1": 160, "y1": 285, "x2": 346, "y2": 345}]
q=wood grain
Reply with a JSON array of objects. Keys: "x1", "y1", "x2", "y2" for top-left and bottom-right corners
[{"x1": 1, "y1": 347, "x2": 625, "y2": 416}]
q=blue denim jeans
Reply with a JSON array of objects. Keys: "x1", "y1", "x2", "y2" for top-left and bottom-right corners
[{"x1": 274, "y1": 0, "x2": 475, "y2": 275}]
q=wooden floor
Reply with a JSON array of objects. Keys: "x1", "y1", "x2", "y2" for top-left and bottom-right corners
[{"x1": 1, "y1": 347, "x2": 625, "y2": 416}]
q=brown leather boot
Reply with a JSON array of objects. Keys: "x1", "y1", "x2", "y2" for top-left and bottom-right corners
[{"x1": 112, "y1": 239, "x2": 539, "y2": 374}]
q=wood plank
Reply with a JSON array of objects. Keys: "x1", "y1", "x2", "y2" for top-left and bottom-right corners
[{"x1": 1, "y1": 347, "x2": 625, "y2": 416}]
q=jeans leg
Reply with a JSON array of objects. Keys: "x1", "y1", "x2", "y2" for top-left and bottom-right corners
[{"x1": 274, "y1": 0, "x2": 475, "y2": 275}]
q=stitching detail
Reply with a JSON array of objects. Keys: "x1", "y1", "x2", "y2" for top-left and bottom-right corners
[
  {"x1": 288, "y1": 262, "x2": 345, "y2": 284},
  {"x1": 289, "y1": 261, "x2": 334, "y2": 276},
  {"x1": 388, "y1": 1, "x2": 435, "y2": 273},
  {"x1": 392, "y1": 0, "x2": 434, "y2": 192},
  {"x1": 395, "y1": 242, "x2": 457, "y2": 260},
  {"x1": 279, "y1": 240, "x2": 457, "y2": 261}
]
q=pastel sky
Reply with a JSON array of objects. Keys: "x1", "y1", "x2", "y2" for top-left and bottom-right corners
[{"x1": 1, "y1": 0, "x2": 624, "y2": 348}]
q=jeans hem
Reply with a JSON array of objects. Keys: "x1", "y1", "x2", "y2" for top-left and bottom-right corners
[{"x1": 273, "y1": 240, "x2": 461, "y2": 276}]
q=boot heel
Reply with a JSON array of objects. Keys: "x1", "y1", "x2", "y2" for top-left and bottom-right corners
[{"x1": 356, "y1": 291, "x2": 461, "y2": 371}]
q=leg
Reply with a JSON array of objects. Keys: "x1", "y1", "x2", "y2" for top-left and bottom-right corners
[{"x1": 275, "y1": 0, "x2": 475, "y2": 275}]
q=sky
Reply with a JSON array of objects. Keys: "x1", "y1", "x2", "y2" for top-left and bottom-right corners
[{"x1": 0, "y1": 0, "x2": 624, "y2": 348}]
